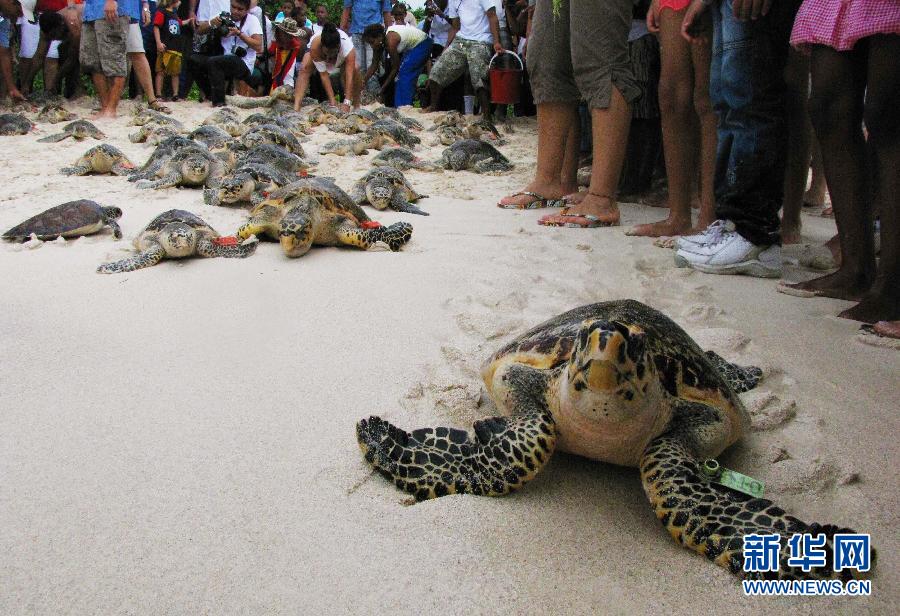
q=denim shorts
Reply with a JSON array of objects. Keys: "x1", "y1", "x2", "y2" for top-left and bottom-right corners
[{"x1": 0, "y1": 18, "x2": 11, "y2": 49}]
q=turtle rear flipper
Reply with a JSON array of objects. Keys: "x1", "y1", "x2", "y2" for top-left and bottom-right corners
[
  {"x1": 97, "y1": 244, "x2": 165, "y2": 274},
  {"x1": 136, "y1": 172, "x2": 180, "y2": 190},
  {"x1": 111, "y1": 161, "x2": 135, "y2": 176},
  {"x1": 372, "y1": 222, "x2": 413, "y2": 251},
  {"x1": 357, "y1": 408, "x2": 557, "y2": 501},
  {"x1": 704, "y1": 351, "x2": 762, "y2": 393},
  {"x1": 37, "y1": 132, "x2": 70, "y2": 143},
  {"x1": 640, "y1": 399, "x2": 870, "y2": 581},
  {"x1": 389, "y1": 193, "x2": 429, "y2": 216},
  {"x1": 197, "y1": 237, "x2": 258, "y2": 259}
]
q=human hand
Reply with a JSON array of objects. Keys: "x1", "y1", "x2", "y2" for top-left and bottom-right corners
[
  {"x1": 104, "y1": 0, "x2": 118, "y2": 22},
  {"x1": 681, "y1": 0, "x2": 710, "y2": 43},
  {"x1": 157, "y1": 42, "x2": 166, "y2": 53},
  {"x1": 733, "y1": 0, "x2": 773, "y2": 21},
  {"x1": 493, "y1": 41, "x2": 503, "y2": 55},
  {"x1": 142, "y1": 10, "x2": 151, "y2": 27},
  {"x1": 228, "y1": 27, "x2": 240, "y2": 37},
  {"x1": 340, "y1": 102, "x2": 351, "y2": 113},
  {"x1": 210, "y1": 15, "x2": 221, "y2": 27},
  {"x1": 646, "y1": 0, "x2": 661, "y2": 34},
  {"x1": 9, "y1": 87, "x2": 26, "y2": 103}
]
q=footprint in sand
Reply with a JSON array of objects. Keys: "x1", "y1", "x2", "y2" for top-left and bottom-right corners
[
  {"x1": 766, "y1": 458, "x2": 854, "y2": 495},
  {"x1": 742, "y1": 390, "x2": 798, "y2": 431}
]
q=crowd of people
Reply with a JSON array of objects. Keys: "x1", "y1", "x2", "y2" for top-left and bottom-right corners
[{"x1": 0, "y1": 0, "x2": 897, "y2": 331}]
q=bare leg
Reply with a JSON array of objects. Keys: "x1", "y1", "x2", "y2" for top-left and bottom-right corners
[
  {"x1": 787, "y1": 44, "x2": 873, "y2": 300},
  {"x1": 540, "y1": 87, "x2": 631, "y2": 226},
  {"x1": 629, "y1": 9, "x2": 712, "y2": 237},
  {"x1": 154, "y1": 71, "x2": 164, "y2": 98},
  {"x1": 170, "y1": 74, "x2": 179, "y2": 99},
  {"x1": 840, "y1": 35, "x2": 900, "y2": 323},
  {"x1": 781, "y1": 48, "x2": 811, "y2": 244},
  {"x1": 128, "y1": 52, "x2": 160, "y2": 104},
  {"x1": 806, "y1": 140, "x2": 827, "y2": 207},
  {"x1": 423, "y1": 80, "x2": 443, "y2": 113},
  {"x1": 96, "y1": 75, "x2": 125, "y2": 118},
  {"x1": 477, "y1": 87, "x2": 491, "y2": 122},
  {"x1": 498, "y1": 102, "x2": 579, "y2": 207},
  {"x1": 44, "y1": 58, "x2": 59, "y2": 93}
]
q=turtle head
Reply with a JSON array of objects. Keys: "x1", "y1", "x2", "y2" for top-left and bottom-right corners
[
  {"x1": 220, "y1": 174, "x2": 255, "y2": 203},
  {"x1": 278, "y1": 198, "x2": 314, "y2": 258},
  {"x1": 159, "y1": 222, "x2": 198, "y2": 257},
  {"x1": 182, "y1": 155, "x2": 211, "y2": 183},
  {"x1": 102, "y1": 206, "x2": 123, "y2": 220},
  {"x1": 565, "y1": 320, "x2": 654, "y2": 423},
  {"x1": 365, "y1": 177, "x2": 394, "y2": 210}
]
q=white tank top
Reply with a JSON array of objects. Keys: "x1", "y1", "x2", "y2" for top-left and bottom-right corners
[{"x1": 387, "y1": 24, "x2": 427, "y2": 54}]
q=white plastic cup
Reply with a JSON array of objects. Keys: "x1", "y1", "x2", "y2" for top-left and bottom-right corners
[{"x1": 463, "y1": 95, "x2": 475, "y2": 115}]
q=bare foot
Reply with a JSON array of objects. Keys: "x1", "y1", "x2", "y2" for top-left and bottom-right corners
[
  {"x1": 498, "y1": 180, "x2": 577, "y2": 209},
  {"x1": 625, "y1": 216, "x2": 692, "y2": 238},
  {"x1": 839, "y1": 281, "x2": 900, "y2": 323},
  {"x1": 873, "y1": 320, "x2": 900, "y2": 339},
  {"x1": 821, "y1": 206, "x2": 834, "y2": 217},
  {"x1": 562, "y1": 191, "x2": 586, "y2": 205},
  {"x1": 785, "y1": 267, "x2": 873, "y2": 301},
  {"x1": 539, "y1": 193, "x2": 620, "y2": 226}
]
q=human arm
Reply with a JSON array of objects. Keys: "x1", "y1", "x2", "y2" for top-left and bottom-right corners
[
  {"x1": 486, "y1": 7, "x2": 502, "y2": 54},
  {"x1": 340, "y1": 4, "x2": 350, "y2": 31},
  {"x1": 364, "y1": 47, "x2": 381, "y2": 85},
  {"x1": 380, "y1": 32, "x2": 400, "y2": 99},
  {"x1": 104, "y1": 0, "x2": 118, "y2": 23},
  {"x1": 141, "y1": 0, "x2": 151, "y2": 26},
  {"x1": 190, "y1": 0, "x2": 199, "y2": 21},
  {"x1": 681, "y1": 0, "x2": 711, "y2": 43},
  {"x1": 646, "y1": 0, "x2": 660, "y2": 34},
  {"x1": 0, "y1": 47, "x2": 25, "y2": 101},
  {"x1": 445, "y1": 17, "x2": 459, "y2": 46},
  {"x1": 294, "y1": 52, "x2": 315, "y2": 109},
  {"x1": 229, "y1": 27, "x2": 263, "y2": 53},
  {"x1": 153, "y1": 24, "x2": 165, "y2": 52},
  {"x1": 341, "y1": 48, "x2": 356, "y2": 110}
]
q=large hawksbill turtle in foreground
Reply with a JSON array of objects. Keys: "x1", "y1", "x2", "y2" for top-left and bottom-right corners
[{"x1": 357, "y1": 300, "x2": 874, "y2": 582}]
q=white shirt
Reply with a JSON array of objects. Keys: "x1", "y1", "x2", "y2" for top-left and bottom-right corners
[
  {"x1": 421, "y1": 14, "x2": 450, "y2": 47},
  {"x1": 197, "y1": 0, "x2": 231, "y2": 22},
  {"x1": 221, "y1": 13, "x2": 263, "y2": 72},
  {"x1": 312, "y1": 23, "x2": 323, "y2": 36},
  {"x1": 312, "y1": 29, "x2": 354, "y2": 74},
  {"x1": 447, "y1": 0, "x2": 494, "y2": 44},
  {"x1": 387, "y1": 23, "x2": 426, "y2": 53},
  {"x1": 250, "y1": 6, "x2": 274, "y2": 46}
]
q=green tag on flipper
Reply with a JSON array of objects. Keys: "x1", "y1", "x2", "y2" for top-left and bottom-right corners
[{"x1": 701, "y1": 459, "x2": 765, "y2": 498}]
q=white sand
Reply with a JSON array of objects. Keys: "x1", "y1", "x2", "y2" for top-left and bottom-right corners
[{"x1": 0, "y1": 100, "x2": 897, "y2": 614}]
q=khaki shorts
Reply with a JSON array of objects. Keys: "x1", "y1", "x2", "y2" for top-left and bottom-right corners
[
  {"x1": 126, "y1": 21, "x2": 145, "y2": 53},
  {"x1": 80, "y1": 17, "x2": 130, "y2": 78},
  {"x1": 527, "y1": 0, "x2": 639, "y2": 109},
  {"x1": 428, "y1": 37, "x2": 492, "y2": 91},
  {"x1": 155, "y1": 50, "x2": 183, "y2": 76}
]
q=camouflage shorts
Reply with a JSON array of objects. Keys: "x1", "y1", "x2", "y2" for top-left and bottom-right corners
[
  {"x1": 429, "y1": 38, "x2": 492, "y2": 91},
  {"x1": 80, "y1": 17, "x2": 129, "y2": 78}
]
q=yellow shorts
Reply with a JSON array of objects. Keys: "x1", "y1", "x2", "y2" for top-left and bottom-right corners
[{"x1": 155, "y1": 50, "x2": 183, "y2": 77}]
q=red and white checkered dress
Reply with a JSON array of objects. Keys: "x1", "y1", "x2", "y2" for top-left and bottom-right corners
[{"x1": 791, "y1": 0, "x2": 900, "y2": 51}]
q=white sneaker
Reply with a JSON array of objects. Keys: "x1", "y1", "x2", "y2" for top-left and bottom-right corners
[
  {"x1": 675, "y1": 220, "x2": 735, "y2": 252},
  {"x1": 674, "y1": 231, "x2": 783, "y2": 278}
]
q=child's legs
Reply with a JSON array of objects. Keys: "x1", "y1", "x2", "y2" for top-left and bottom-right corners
[
  {"x1": 170, "y1": 74, "x2": 179, "y2": 97},
  {"x1": 841, "y1": 34, "x2": 900, "y2": 321},
  {"x1": 154, "y1": 70, "x2": 163, "y2": 97},
  {"x1": 799, "y1": 43, "x2": 871, "y2": 297}
]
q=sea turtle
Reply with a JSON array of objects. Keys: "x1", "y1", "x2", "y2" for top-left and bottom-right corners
[
  {"x1": 356, "y1": 299, "x2": 871, "y2": 582},
  {"x1": 97, "y1": 209, "x2": 257, "y2": 273},
  {"x1": 350, "y1": 167, "x2": 429, "y2": 216},
  {"x1": 237, "y1": 176, "x2": 413, "y2": 258},
  {"x1": 237, "y1": 143, "x2": 312, "y2": 174},
  {"x1": 0, "y1": 113, "x2": 34, "y2": 135},
  {"x1": 202, "y1": 107, "x2": 246, "y2": 137},
  {"x1": 241, "y1": 123, "x2": 306, "y2": 156},
  {"x1": 373, "y1": 106, "x2": 400, "y2": 119},
  {"x1": 128, "y1": 122, "x2": 181, "y2": 144},
  {"x1": 427, "y1": 110, "x2": 464, "y2": 130},
  {"x1": 37, "y1": 119, "x2": 105, "y2": 143},
  {"x1": 367, "y1": 118, "x2": 420, "y2": 147},
  {"x1": 438, "y1": 139, "x2": 513, "y2": 173},
  {"x1": 272, "y1": 113, "x2": 314, "y2": 138},
  {"x1": 371, "y1": 147, "x2": 440, "y2": 172},
  {"x1": 466, "y1": 117, "x2": 503, "y2": 142},
  {"x1": 243, "y1": 112, "x2": 271, "y2": 127},
  {"x1": 204, "y1": 162, "x2": 295, "y2": 207},
  {"x1": 327, "y1": 115, "x2": 369, "y2": 135},
  {"x1": 60, "y1": 144, "x2": 135, "y2": 176},
  {"x1": 127, "y1": 136, "x2": 205, "y2": 182},
  {"x1": 319, "y1": 137, "x2": 374, "y2": 157},
  {"x1": 135, "y1": 147, "x2": 225, "y2": 190},
  {"x1": 189, "y1": 125, "x2": 234, "y2": 152},
  {"x1": 226, "y1": 84, "x2": 295, "y2": 109},
  {"x1": 3, "y1": 200, "x2": 122, "y2": 241},
  {"x1": 36, "y1": 103, "x2": 76, "y2": 123},
  {"x1": 306, "y1": 104, "x2": 344, "y2": 126},
  {"x1": 395, "y1": 115, "x2": 424, "y2": 131},
  {"x1": 130, "y1": 107, "x2": 181, "y2": 128},
  {"x1": 432, "y1": 125, "x2": 467, "y2": 146}
]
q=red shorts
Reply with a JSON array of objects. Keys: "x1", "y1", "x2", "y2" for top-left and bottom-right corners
[{"x1": 660, "y1": 0, "x2": 691, "y2": 11}]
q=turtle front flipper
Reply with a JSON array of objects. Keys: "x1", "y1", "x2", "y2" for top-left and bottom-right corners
[
  {"x1": 97, "y1": 244, "x2": 165, "y2": 274},
  {"x1": 704, "y1": 351, "x2": 762, "y2": 393},
  {"x1": 197, "y1": 236, "x2": 258, "y2": 258},
  {"x1": 357, "y1": 408, "x2": 557, "y2": 501},
  {"x1": 136, "y1": 172, "x2": 180, "y2": 190},
  {"x1": 640, "y1": 400, "x2": 870, "y2": 580},
  {"x1": 60, "y1": 164, "x2": 91, "y2": 176},
  {"x1": 37, "y1": 132, "x2": 70, "y2": 143},
  {"x1": 107, "y1": 219, "x2": 123, "y2": 239},
  {"x1": 389, "y1": 192, "x2": 429, "y2": 216}
]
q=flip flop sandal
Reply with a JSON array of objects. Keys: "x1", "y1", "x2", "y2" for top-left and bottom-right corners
[
  {"x1": 538, "y1": 211, "x2": 614, "y2": 228},
  {"x1": 497, "y1": 191, "x2": 564, "y2": 210},
  {"x1": 148, "y1": 99, "x2": 172, "y2": 114},
  {"x1": 857, "y1": 324, "x2": 900, "y2": 349},
  {"x1": 775, "y1": 282, "x2": 820, "y2": 298}
]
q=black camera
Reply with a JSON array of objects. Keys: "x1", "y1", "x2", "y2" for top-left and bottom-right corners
[
  {"x1": 215, "y1": 11, "x2": 237, "y2": 37},
  {"x1": 233, "y1": 46, "x2": 247, "y2": 58}
]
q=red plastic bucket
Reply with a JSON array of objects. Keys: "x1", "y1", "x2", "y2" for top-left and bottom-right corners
[{"x1": 488, "y1": 51, "x2": 523, "y2": 104}]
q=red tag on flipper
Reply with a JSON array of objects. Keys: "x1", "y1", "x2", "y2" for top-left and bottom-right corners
[
  {"x1": 213, "y1": 236, "x2": 239, "y2": 246},
  {"x1": 360, "y1": 221, "x2": 382, "y2": 229}
]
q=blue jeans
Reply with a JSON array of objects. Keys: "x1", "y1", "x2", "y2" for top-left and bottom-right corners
[
  {"x1": 710, "y1": 0, "x2": 798, "y2": 246},
  {"x1": 394, "y1": 37, "x2": 432, "y2": 107}
]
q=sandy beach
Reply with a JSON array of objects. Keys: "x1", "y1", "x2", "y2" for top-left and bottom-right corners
[{"x1": 0, "y1": 99, "x2": 897, "y2": 614}]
